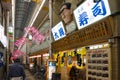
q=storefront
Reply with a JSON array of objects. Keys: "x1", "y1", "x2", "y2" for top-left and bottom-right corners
[
  {"x1": 29, "y1": 48, "x2": 49, "y2": 75},
  {"x1": 50, "y1": 0, "x2": 120, "y2": 79},
  {"x1": 29, "y1": 0, "x2": 120, "y2": 80},
  {"x1": 29, "y1": 48, "x2": 49, "y2": 65},
  {"x1": 52, "y1": 15, "x2": 114, "y2": 80}
]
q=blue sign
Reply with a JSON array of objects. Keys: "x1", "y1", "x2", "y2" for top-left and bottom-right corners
[
  {"x1": 0, "y1": 52, "x2": 4, "y2": 67},
  {"x1": 74, "y1": 0, "x2": 111, "y2": 30},
  {"x1": 52, "y1": 21, "x2": 66, "y2": 41}
]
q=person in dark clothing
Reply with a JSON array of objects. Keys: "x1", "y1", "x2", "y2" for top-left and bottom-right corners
[
  {"x1": 69, "y1": 63, "x2": 77, "y2": 80},
  {"x1": 6, "y1": 58, "x2": 26, "y2": 80},
  {"x1": 34, "y1": 65, "x2": 46, "y2": 80}
]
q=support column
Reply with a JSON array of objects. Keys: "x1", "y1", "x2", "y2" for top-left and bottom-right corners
[
  {"x1": 111, "y1": 14, "x2": 120, "y2": 80},
  {"x1": 49, "y1": 0, "x2": 53, "y2": 59},
  {"x1": 5, "y1": 10, "x2": 10, "y2": 72}
]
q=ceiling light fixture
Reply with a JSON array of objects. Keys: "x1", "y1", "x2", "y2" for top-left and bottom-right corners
[
  {"x1": 28, "y1": 0, "x2": 46, "y2": 27},
  {"x1": 23, "y1": 0, "x2": 31, "y2": 2}
]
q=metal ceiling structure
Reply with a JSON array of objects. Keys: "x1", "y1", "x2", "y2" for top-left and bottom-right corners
[
  {"x1": 15, "y1": 0, "x2": 37, "y2": 39},
  {"x1": 32, "y1": 0, "x2": 49, "y2": 29},
  {"x1": 14, "y1": 0, "x2": 50, "y2": 52}
]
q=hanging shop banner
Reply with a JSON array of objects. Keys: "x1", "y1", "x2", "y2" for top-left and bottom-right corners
[
  {"x1": 74, "y1": 0, "x2": 111, "y2": 30},
  {"x1": 32, "y1": 31, "x2": 45, "y2": 44},
  {"x1": 24, "y1": 27, "x2": 45, "y2": 44},
  {"x1": 13, "y1": 50, "x2": 25, "y2": 59},
  {"x1": 13, "y1": 26, "x2": 45, "y2": 59},
  {"x1": 52, "y1": 21, "x2": 66, "y2": 41},
  {"x1": 14, "y1": 37, "x2": 27, "y2": 47}
]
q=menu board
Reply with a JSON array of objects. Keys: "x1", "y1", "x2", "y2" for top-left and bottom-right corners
[{"x1": 86, "y1": 48, "x2": 111, "y2": 80}]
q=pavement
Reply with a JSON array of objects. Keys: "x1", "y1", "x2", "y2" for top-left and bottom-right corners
[{"x1": 25, "y1": 69, "x2": 36, "y2": 80}]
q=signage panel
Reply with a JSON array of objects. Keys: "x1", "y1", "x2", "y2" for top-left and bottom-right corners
[
  {"x1": 0, "y1": 35, "x2": 8, "y2": 47},
  {"x1": 52, "y1": 21, "x2": 66, "y2": 41},
  {"x1": 0, "y1": 24, "x2": 7, "y2": 47},
  {"x1": 0, "y1": 24, "x2": 4, "y2": 40},
  {"x1": 74, "y1": 0, "x2": 111, "y2": 29},
  {"x1": 48, "y1": 61, "x2": 56, "y2": 80}
]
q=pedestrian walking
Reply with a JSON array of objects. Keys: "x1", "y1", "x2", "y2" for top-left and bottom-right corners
[{"x1": 6, "y1": 58, "x2": 26, "y2": 80}]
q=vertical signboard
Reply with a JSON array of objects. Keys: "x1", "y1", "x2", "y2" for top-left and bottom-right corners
[
  {"x1": 0, "y1": 24, "x2": 7, "y2": 47},
  {"x1": 0, "y1": 24, "x2": 4, "y2": 40},
  {"x1": 74, "y1": 0, "x2": 111, "y2": 30},
  {"x1": 48, "y1": 61, "x2": 56, "y2": 80}
]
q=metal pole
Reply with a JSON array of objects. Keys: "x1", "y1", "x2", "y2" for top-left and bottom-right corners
[
  {"x1": 49, "y1": 0, "x2": 53, "y2": 59},
  {"x1": 5, "y1": 10, "x2": 10, "y2": 72},
  {"x1": 37, "y1": 13, "x2": 49, "y2": 30}
]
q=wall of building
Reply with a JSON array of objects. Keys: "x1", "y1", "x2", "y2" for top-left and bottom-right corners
[{"x1": 110, "y1": 14, "x2": 120, "y2": 80}]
